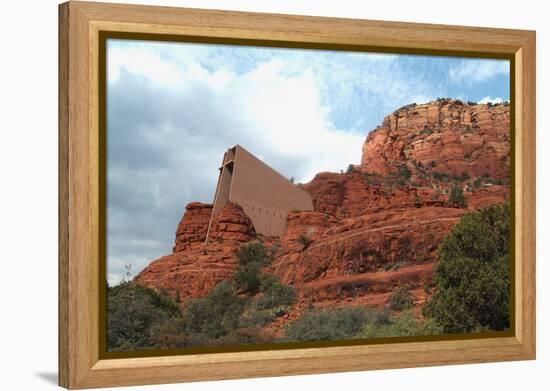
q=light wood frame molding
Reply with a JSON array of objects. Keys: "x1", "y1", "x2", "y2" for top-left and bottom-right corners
[{"x1": 59, "y1": 1, "x2": 536, "y2": 389}]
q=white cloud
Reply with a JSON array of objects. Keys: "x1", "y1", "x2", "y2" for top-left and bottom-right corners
[
  {"x1": 477, "y1": 96, "x2": 504, "y2": 104},
  {"x1": 448, "y1": 59, "x2": 509, "y2": 84}
]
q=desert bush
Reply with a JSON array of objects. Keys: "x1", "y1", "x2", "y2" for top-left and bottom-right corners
[
  {"x1": 284, "y1": 307, "x2": 366, "y2": 342},
  {"x1": 420, "y1": 126, "x2": 433, "y2": 135},
  {"x1": 257, "y1": 282, "x2": 296, "y2": 310},
  {"x1": 239, "y1": 307, "x2": 277, "y2": 328},
  {"x1": 448, "y1": 186, "x2": 467, "y2": 208},
  {"x1": 398, "y1": 165, "x2": 412, "y2": 180},
  {"x1": 234, "y1": 241, "x2": 271, "y2": 294},
  {"x1": 219, "y1": 328, "x2": 267, "y2": 346},
  {"x1": 473, "y1": 178, "x2": 482, "y2": 189},
  {"x1": 234, "y1": 261, "x2": 263, "y2": 294},
  {"x1": 107, "y1": 282, "x2": 181, "y2": 351},
  {"x1": 357, "y1": 311, "x2": 442, "y2": 338},
  {"x1": 236, "y1": 241, "x2": 269, "y2": 266},
  {"x1": 423, "y1": 204, "x2": 510, "y2": 333},
  {"x1": 387, "y1": 286, "x2": 413, "y2": 311},
  {"x1": 179, "y1": 281, "x2": 249, "y2": 341}
]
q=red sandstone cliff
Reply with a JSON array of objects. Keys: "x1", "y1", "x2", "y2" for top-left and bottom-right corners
[
  {"x1": 361, "y1": 99, "x2": 510, "y2": 179},
  {"x1": 135, "y1": 99, "x2": 510, "y2": 324},
  {"x1": 135, "y1": 202, "x2": 256, "y2": 298}
]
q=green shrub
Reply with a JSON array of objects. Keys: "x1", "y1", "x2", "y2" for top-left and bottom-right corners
[
  {"x1": 236, "y1": 241, "x2": 270, "y2": 266},
  {"x1": 387, "y1": 286, "x2": 413, "y2": 311},
  {"x1": 448, "y1": 186, "x2": 467, "y2": 208},
  {"x1": 357, "y1": 311, "x2": 442, "y2": 338},
  {"x1": 398, "y1": 165, "x2": 412, "y2": 180},
  {"x1": 457, "y1": 172, "x2": 470, "y2": 182},
  {"x1": 219, "y1": 328, "x2": 266, "y2": 346},
  {"x1": 259, "y1": 273, "x2": 278, "y2": 291},
  {"x1": 420, "y1": 126, "x2": 433, "y2": 135},
  {"x1": 473, "y1": 178, "x2": 482, "y2": 189},
  {"x1": 257, "y1": 282, "x2": 296, "y2": 310},
  {"x1": 432, "y1": 172, "x2": 449, "y2": 182},
  {"x1": 239, "y1": 307, "x2": 276, "y2": 328},
  {"x1": 364, "y1": 307, "x2": 392, "y2": 326},
  {"x1": 271, "y1": 305, "x2": 291, "y2": 317},
  {"x1": 284, "y1": 307, "x2": 366, "y2": 342},
  {"x1": 423, "y1": 204, "x2": 510, "y2": 333},
  {"x1": 179, "y1": 281, "x2": 249, "y2": 341},
  {"x1": 234, "y1": 261, "x2": 263, "y2": 294},
  {"x1": 107, "y1": 282, "x2": 181, "y2": 351}
]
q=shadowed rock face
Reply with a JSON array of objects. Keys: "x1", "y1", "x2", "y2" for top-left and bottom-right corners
[{"x1": 135, "y1": 100, "x2": 510, "y2": 329}]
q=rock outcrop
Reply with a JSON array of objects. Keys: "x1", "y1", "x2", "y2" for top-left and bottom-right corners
[
  {"x1": 135, "y1": 99, "x2": 510, "y2": 325},
  {"x1": 361, "y1": 99, "x2": 510, "y2": 179},
  {"x1": 207, "y1": 202, "x2": 256, "y2": 243},
  {"x1": 135, "y1": 202, "x2": 256, "y2": 299},
  {"x1": 173, "y1": 202, "x2": 212, "y2": 252}
]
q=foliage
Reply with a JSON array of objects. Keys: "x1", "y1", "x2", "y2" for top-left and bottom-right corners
[
  {"x1": 297, "y1": 234, "x2": 312, "y2": 250},
  {"x1": 150, "y1": 281, "x2": 251, "y2": 348},
  {"x1": 432, "y1": 172, "x2": 451, "y2": 182},
  {"x1": 398, "y1": 165, "x2": 412, "y2": 180},
  {"x1": 473, "y1": 178, "x2": 482, "y2": 189},
  {"x1": 109, "y1": 240, "x2": 302, "y2": 350},
  {"x1": 256, "y1": 281, "x2": 296, "y2": 310},
  {"x1": 236, "y1": 241, "x2": 270, "y2": 266},
  {"x1": 107, "y1": 282, "x2": 181, "y2": 351},
  {"x1": 420, "y1": 126, "x2": 433, "y2": 135},
  {"x1": 357, "y1": 311, "x2": 442, "y2": 338},
  {"x1": 234, "y1": 241, "x2": 272, "y2": 294},
  {"x1": 386, "y1": 285, "x2": 413, "y2": 311},
  {"x1": 423, "y1": 204, "x2": 510, "y2": 333},
  {"x1": 234, "y1": 261, "x2": 263, "y2": 294},
  {"x1": 180, "y1": 282, "x2": 249, "y2": 340},
  {"x1": 448, "y1": 186, "x2": 467, "y2": 208},
  {"x1": 284, "y1": 307, "x2": 366, "y2": 342}
]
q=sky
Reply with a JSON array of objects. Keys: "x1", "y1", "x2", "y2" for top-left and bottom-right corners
[{"x1": 106, "y1": 39, "x2": 510, "y2": 285}]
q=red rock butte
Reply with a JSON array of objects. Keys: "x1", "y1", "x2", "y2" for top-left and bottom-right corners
[{"x1": 135, "y1": 99, "x2": 510, "y2": 333}]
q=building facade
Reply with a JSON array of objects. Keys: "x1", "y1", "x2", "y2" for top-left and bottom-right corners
[{"x1": 205, "y1": 145, "x2": 313, "y2": 241}]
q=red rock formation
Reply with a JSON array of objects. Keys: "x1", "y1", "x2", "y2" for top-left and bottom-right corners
[
  {"x1": 208, "y1": 202, "x2": 256, "y2": 243},
  {"x1": 135, "y1": 202, "x2": 256, "y2": 299},
  {"x1": 173, "y1": 202, "x2": 212, "y2": 252},
  {"x1": 135, "y1": 99, "x2": 510, "y2": 325},
  {"x1": 361, "y1": 100, "x2": 510, "y2": 179},
  {"x1": 134, "y1": 242, "x2": 239, "y2": 301}
]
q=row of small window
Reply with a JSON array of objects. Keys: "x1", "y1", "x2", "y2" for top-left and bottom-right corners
[{"x1": 251, "y1": 206, "x2": 284, "y2": 219}]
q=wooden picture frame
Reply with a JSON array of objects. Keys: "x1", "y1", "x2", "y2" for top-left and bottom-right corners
[{"x1": 59, "y1": 1, "x2": 536, "y2": 389}]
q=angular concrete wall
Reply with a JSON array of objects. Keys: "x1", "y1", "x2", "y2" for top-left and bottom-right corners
[{"x1": 206, "y1": 145, "x2": 313, "y2": 241}]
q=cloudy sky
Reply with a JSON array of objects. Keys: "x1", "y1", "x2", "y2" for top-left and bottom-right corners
[{"x1": 106, "y1": 39, "x2": 510, "y2": 285}]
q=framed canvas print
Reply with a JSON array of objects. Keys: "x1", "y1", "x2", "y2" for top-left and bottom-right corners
[{"x1": 58, "y1": 1, "x2": 536, "y2": 389}]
